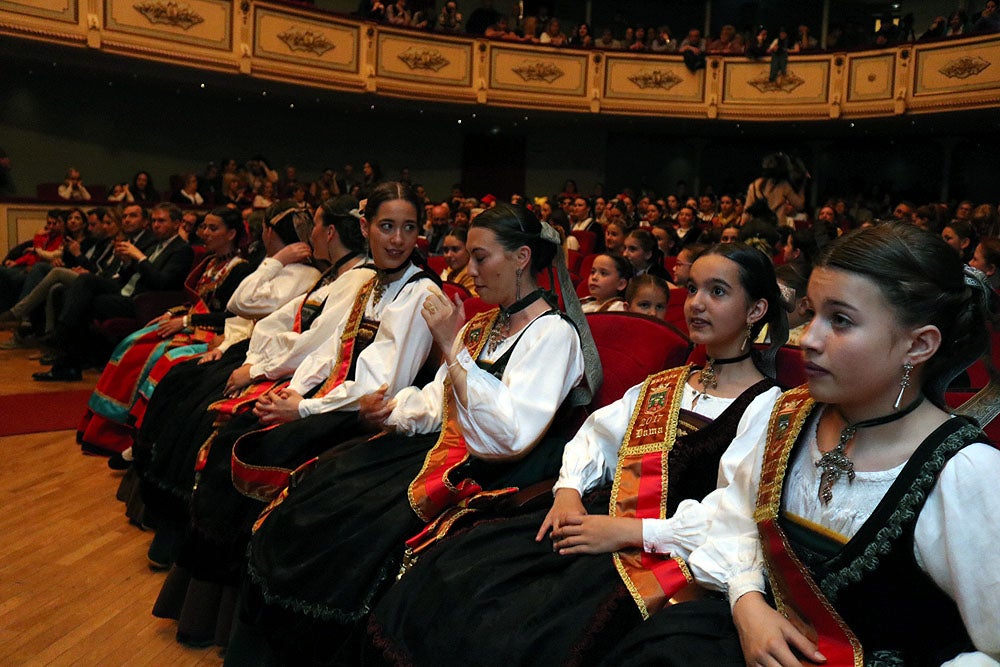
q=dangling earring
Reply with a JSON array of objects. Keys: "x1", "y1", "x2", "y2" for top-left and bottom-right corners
[
  {"x1": 741, "y1": 322, "x2": 753, "y2": 351},
  {"x1": 894, "y1": 362, "x2": 913, "y2": 410},
  {"x1": 515, "y1": 267, "x2": 523, "y2": 302}
]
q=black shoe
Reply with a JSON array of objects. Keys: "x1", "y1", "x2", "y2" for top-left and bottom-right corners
[
  {"x1": 39, "y1": 354, "x2": 57, "y2": 366},
  {"x1": 107, "y1": 453, "x2": 131, "y2": 471},
  {"x1": 32, "y1": 367, "x2": 82, "y2": 382}
]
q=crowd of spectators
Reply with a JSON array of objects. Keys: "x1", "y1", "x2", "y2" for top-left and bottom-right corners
[{"x1": 351, "y1": 0, "x2": 1000, "y2": 54}]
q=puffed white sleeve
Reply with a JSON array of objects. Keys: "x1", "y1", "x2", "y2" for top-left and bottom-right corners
[
  {"x1": 246, "y1": 269, "x2": 374, "y2": 379},
  {"x1": 551, "y1": 382, "x2": 642, "y2": 496},
  {"x1": 685, "y1": 417, "x2": 770, "y2": 605},
  {"x1": 382, "y1": 362, "x2": 448, "y2": 436},
  {"x1": 914, "y1": 442, "x2": 1000, "y2": 663},
  {"x1": 457, "y1": 315, "x2": 584, "y2": 461},
  {"x1": 226, "y1": 258, "x2": 320, "y2": 319},
  {"x1": 295, "y1": 277, "x2": 434, "y2": 416},
  {"x1": 642, "y1": 386, "x2": 782, "y2": 558}
]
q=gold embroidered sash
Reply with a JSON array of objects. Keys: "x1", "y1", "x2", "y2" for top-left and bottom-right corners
[
  {"x1": 754, "y1": 387, "x2": 864, "y2": 667},
  {"x1": 610, "y1": 365, "x2": 696, "y2": 619}
]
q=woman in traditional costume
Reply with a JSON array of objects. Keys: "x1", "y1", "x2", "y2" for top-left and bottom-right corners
[
  {"x1": 77, "y1": 207, "x2": 252, "y2": 454},
  {"x1": 226, "y1": 203, "x2": 590, "y2": 664},
  {"x1": 606, "y1": 222, "x2": 1000, "y2": 666},
  {"x1": 152, "y1": 183, "x2": 436, "y2": 648},
  {"x1": 366, "y1": 243, "x2": 787, "y2": 666}
]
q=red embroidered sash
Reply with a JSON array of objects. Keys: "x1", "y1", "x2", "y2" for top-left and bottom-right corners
[
  {"x1": 610, "y1": 366, "x2": 696, "y2": 619},
  {"x1": 228, "y1": 277, "x2": 378, "y2": 500},
  {"x1": 754, "y1": 387, "x2": 864, "y2": 667},
  {"x1": 406, "y1": 308, "x2": 501, "y2": 524}
]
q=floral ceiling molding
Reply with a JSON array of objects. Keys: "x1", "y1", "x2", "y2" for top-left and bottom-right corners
[
  {"x1": 278, "y1": 26, "x2": 335, "y2": 56},
  {"x1": 133, "y1": 1, "x2": 205, "y2": 30},
  {"x1": 628, "y1": 69, "x2": 682, "y2": 90},
  {"x1": 747, "y1": 69, "x2": 806, "y2": 93},
  {"x1": 398, "y1": 47, "x2": 450, "y2": 72},
  {"x1": 512, "y1": 61, "x2": 564, "y2": 83},
  {"x1": 939, "y1": 55, "x2": 991, "y2": 79}
]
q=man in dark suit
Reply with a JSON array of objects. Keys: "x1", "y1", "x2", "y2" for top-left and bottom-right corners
[{"x1": 34, "y1": 203, "x2": 194, "y2": 381}]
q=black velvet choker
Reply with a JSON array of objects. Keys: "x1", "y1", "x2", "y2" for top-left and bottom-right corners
[
  {"x1": 487, "y1": 289, "x2": 546, "y2": 354},
  {"x1": 816, "y1": 395, "x2": 925, "y2": 504},
  {"x1": 373, "y1": 259, "x2": 411, "y2": 305},
  {"x1": 698, "y1": 350, "x2": 753, "y2": 391}
]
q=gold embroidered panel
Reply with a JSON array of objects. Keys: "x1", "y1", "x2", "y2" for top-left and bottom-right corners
[
  {"x1": 489, "y1": 45, "x2": 587, "y2": 96},
  {"x1": 0, "y1": 0, "x2": 77, "y2": 23},
  {"x1": 254, "y1": 6, "x2": 358, "y2": 72},
  {"x1": 375, "y1": 29, "x2": 472, "y2": 87},
  {"x1": 603, "y1": 54, "x2": 704, "y2": 103},
  {"x1": 722, "y1": 58, "x2": 831, "y2": 105},
  {"x1": 104, "y1": 0, "x2": 231, "y2": 50},
  {"x1": 846, "y1": 53, "x2": 895, "y2": 102},
  {"x1": 914, "y1": 37, "x2": 1000, "y2": 96}
]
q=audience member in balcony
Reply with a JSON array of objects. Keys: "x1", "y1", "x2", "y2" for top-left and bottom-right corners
[
  {"x1": 746, "y1": 25, "x2": 769, "y2": 59},
  {"x1": 942, "y1": 219, "x2": 977, "y2": 263},
  {"x1": 625, "y1": 273, "x2": 669, "y2": 319},
  {"x1": 360, "y1": 0, "x2": 387, "y2": 21},
  {"x1": 972, "y1": 1, "x2": 1000, "y2": 34},
  {"x1": 679, "y1": 28, "x2": 707, "y2": 72},
  {"x1": 569, "y1": 23, "x2": 594, "y2": 48},
  {"x1": 439, "y1": 226, "x2": 477, "y2": 295},
  {"x1": 649, "y1": 25, "x2": 677, "y2": 52},
  {"x1": 595, "y1": 27, "x2": 621, "y2": 50},
  {"x1": 484, "y1": 15, "x2": 517, "y2": 40},
  {"x1": 172, "y1": 174, "x2": 205, "y2": 207},
  {"x1": 465, "y1": 1, "x2": 499, "y2": 35},
  {"x1": 435, "y1": 0, "x2": 462, "y2": 32},
  {"x1": 409, "y1": 1, "x2": 431, "y2": 29},
  {"x1": 946, "y1": 10, "x2": 968, "y2": 36},
  {"x1": 767, "y1": 26, "x2": 792, "y2": 82},
  {"x1": 971, "y1": 237, "x2": 1000, "y2": 291},
  {"x1": 624, "y1": 228, "x2": 672, "y2": 283},
  {"x1": 539, "y1": 17, "x2": 568, "y2": 46},
  {"x1": 58, "y1": 167, "x2": 91, "y2": 201},
  {"x1": 385, "y1": 0, "x2": 411, "y2": 25},
  {"x1": 518, "y1": 15, "x2": 539, "y2": 42},
  {"x1": 707, "y1": 24, "x2": 741, "y2": 54},
  {"x1": 107, "y1": 182, "x2": 133, "y2": 203},
  {"x1": 791, "y1": 24, "x2": 819, "y2": 52},
  {"x1": 874, "y1": 12, "x2": 901, "y2": 46},
  {"x1": 129, "y1": 170, "x2": 159, "y2": 204},
  {"x1": 34, "y1": 204, "x2": 194, "y2": 382},
  {"x1": 918, "y1": 15, "x2": 948, "y2": 41},
  {"x1": 627, "y1": 26, "x2": 649, "y2": 52}
]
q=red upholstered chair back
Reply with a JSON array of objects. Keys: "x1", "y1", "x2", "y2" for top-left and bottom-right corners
[
  {"x1": 664, "y1": 287, "x2": 689, "y2": 334},
  {"x1": 663, "y1": 255, "x2": 677, "y2": 275},
  {"x1": 415, "y1": 237, "x2": 429, "y2": 254},
  {"x1": 571, "y1": 230, "x2": 596, "y2": 255},
  {"x1": 534, "y1": 270, "x2": 566, "y2": 310},
  {"x1": 441, "y1": 281, "x2": 472, "y2": 303},
  {"x1": 566, "y1": 249, "x2": 584, "y2": 276},
  {"x1": 576, "y1": 278, "x2": 591, "y2": 298},
  {"x1": 427, "y1": 255, "x2": 447, "y2": 276},
  {"x1": 586, "y1": 312, "x2": 692, "y2": 411}
]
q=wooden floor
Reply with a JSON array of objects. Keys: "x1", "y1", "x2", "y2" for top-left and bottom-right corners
[{"x1": 0, "y1": 333, "x2": 222, "y2": 666}]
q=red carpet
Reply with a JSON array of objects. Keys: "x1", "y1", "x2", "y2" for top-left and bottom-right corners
[{"x1": 0, "y1": 390, "x2": 92, "y2": 436}]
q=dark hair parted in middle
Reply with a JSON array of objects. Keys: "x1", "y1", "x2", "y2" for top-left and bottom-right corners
[
  {"x1": 816, "y1": 221, "x2": 990, "y2": 406},
  {"x1": 471, "y1": 202, "x2": 558, "y2": 273},
  {"x1": 701, "y1": 242, "x2": 788, "y2": 379}
]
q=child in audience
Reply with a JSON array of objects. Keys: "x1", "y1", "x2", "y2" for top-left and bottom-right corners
[
  {"x1": 580, "y1": 253, "x2": 632, "y2": 312},
  {"x1": 604, "y1": 220, "x2": 627, "y2": 255},
  {"x1": 624, "y1": 228, "x2": 673, "y2": 282},
  {"x1": 626, "y1": 274, "x2": 669, "y2": 320}
]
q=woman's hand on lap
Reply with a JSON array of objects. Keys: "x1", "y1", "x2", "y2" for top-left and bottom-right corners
[{"x1": 732, "y1": 592, "x2": 825, "y2": 667}]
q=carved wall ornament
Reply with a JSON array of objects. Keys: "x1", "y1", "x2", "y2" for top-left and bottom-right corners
[
  {"x1": 512, "y1": 61, "x2": 564, "y2": 83},
  {"x1": 133, "y1": 1, "x2": 205, "y2": 30},
  {"x1": 747, "y1": 69, "x2": 805, "y2": 93},
  {"x1": 628, "y1": 69, "x2": 682, "y2": 90},
  {"x1": 398, "y1": 47, "x2": 450, "y2": 72},
  {"x1": 278, "y1": 27, "x2": 335, "y2": 56},
  {"x1": 867, "y1": 73, "x2": 877, "y2": 82},
  {"x1": 939, "y1": 55, "x2": 991, "y2": 79}
]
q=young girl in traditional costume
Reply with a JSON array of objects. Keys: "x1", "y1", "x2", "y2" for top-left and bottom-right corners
[
  {"x1": 227, "y1": 203, "x2": 590, "y2": 664},
  {"x1": 152, "y1": 183, "x2": 436, "y2": 648},
  {"x1": 606, "y1": 222, "x2": 1000, "y2": 666},
  {"x1": 364, "y1": 243, "x2": 787, "y2": 666},
  {"x1": 580, "y1": 253, "x2": 632, "y2": 313}
]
